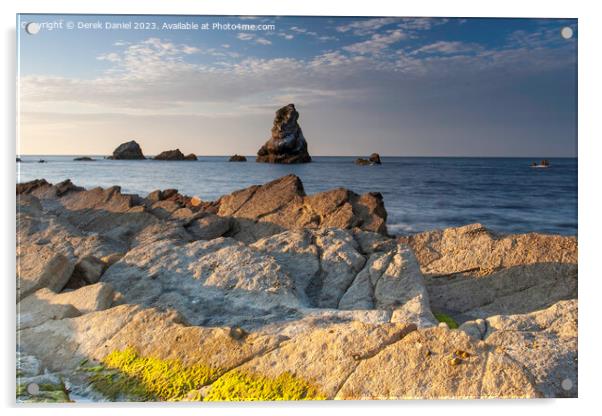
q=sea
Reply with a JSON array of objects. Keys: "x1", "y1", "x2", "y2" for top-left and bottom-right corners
[{"x1": 16, "y1": 156, "x2": 578, "y2": 236}]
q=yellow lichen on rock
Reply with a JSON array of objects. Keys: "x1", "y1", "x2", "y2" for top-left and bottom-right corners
[
  {"x1": 89, "y1": 347, "x2": 325, "y2": 402},
  {"x1": 204, "y1": 370, "x2": 326, "y2": 401}
]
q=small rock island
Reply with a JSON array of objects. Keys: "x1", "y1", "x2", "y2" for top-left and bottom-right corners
[
  {"x1": 109, "y1": 140, "x2": 145, "y2": 160},
  {"x1": 355, "y1": 153, "x2": 382, "y2": 166},
  {"x1": 154, "y1": 149, "x2": 197, "y2": 161},
  {"x1": 256, "y1": 104, "x2": 311, "y2": 164},
  {"x1": 229, "y1": 154, "x2": 247, "y2": 162}
]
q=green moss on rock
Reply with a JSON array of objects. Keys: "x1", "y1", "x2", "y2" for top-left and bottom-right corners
[
  {"x1": 434, "y1": 312, "x2": 459, "y2": 329},
  {"x1": 16, "y1": 381, "x2": 71, "y2": 403}
]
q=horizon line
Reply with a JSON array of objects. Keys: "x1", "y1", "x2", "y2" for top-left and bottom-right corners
[{"x1": 16, "y1": 154, "x2": 578, "y2": 159}]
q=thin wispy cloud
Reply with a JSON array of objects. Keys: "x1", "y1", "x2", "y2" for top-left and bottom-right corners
[{"x1": 343, "y1": 29, "x2": 407, "y2": 55}]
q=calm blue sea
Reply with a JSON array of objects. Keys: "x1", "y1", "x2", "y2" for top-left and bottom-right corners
[{"x1": 16, "y1": 156, "x2": 577, "y2": 236}]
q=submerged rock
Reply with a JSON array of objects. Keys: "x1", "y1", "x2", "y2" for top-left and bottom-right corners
[
  {"x1": 256, "y1": 104, "x2": 311, "y2": 164},
  {"x1": 73, "y1": 157, "x2": 95, "y2": 161},
  {"x1": 110, "y1": 140, "x2": 145, "y2": 160}
]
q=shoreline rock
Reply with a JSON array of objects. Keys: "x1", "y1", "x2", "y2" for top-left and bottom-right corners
[
  {"x1": 256, "y1": 104, "x2": 311, "y2": 164},
  {"x1": 15, "y1": 177, "x2": 578, "y2": 400}
]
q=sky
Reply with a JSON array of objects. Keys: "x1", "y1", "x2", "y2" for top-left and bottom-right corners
[{"x1": 17, "y1": 15, "x2": 577, "y2": 157}]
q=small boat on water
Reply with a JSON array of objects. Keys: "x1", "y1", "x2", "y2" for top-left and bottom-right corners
[{"x1": 531, "y1": 159, "x2": 550, "y2": 168}]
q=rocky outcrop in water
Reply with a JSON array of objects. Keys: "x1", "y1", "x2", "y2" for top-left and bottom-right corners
[
  {"x1": 110, "y1": 140, "x2": 145, "y2": 160},
  {"x1": 154, "y1": 149, "x2": 198, "y2": 161},
  {"x1": 355, "y1": 153, "x2": 382, "y2": 166},
  {"x1": 256, "y1": 104, "x2": 311, "y2": 164},
  {"x1": 229, "y1": 154, "x2": 247, "y2": 162},
  {"x1": 15, "y1": 177, "x2": 577, "y2": 401}
]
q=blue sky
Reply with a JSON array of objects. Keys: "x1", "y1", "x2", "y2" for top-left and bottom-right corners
[{"x1": 18, "y1": 15, "x2": 577, "y2": 156}]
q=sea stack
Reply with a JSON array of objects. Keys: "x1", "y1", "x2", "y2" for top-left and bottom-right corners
[
  {"x1": 111, "y1": 140, "x2": 145, "y2": 160},
  {"x1": 256, "y1": 104, "x2": 311, "y2": 164}
]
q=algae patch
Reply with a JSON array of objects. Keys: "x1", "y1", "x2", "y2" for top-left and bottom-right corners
[
  {"x1": 434, "y1": 312, "x2": 459, "y2": 329},
  {"x1": 87, "y1": 347, "x2": 325, "y2": 401},
  {"x1": 85, "y1": 347, "x2": 217, "y2": 401},
  {"x1": 205, "y1": 370, "x2": 325, "y2": 401},
  {"x1": 16, "y1": 381, "x2": 71, "y2": 403}
]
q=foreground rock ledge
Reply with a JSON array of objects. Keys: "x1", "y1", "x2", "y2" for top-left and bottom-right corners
[{"x1": 16, "y1": 177, "x2": 577, "y2": 400}]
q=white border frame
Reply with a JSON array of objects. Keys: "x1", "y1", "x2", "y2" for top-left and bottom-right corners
[{"x1": 2, "y1": 1, "x2": 600, "y2": 415}]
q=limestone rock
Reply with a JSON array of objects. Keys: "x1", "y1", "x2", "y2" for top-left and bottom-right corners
[
  {"x1": 427, "y1": 262, "x2": 577, "y2": 319},
  {"x1": 14, "y1": 178, "x2": 578, "y2": 400},
  {"x1": 17, "y1": 179, "x2": 51, "y2": 196},
  {"x1": 308, "y1": 228, "x2": 367, "y2": 308},
  {"x1": 96, "y1": 307, "x2": 286, "y2": 371},
  {"x1": 100, "y1": 237, "x2": 302, "y2": 328},
  {"x1": 18, "y1": 304, "x2": 143, "y2": 371},
  {"x1": 256, "y1": 104, "x2": 311, "y2": 164},
  {"x1": 49, "y1": 283, "x2": 115, "y2": 314},
  {"x1": 66, "y1": 256, "x2": 106, "y2": 289},
  {"x1": 149, "y1": 200, "x2": 182, "y2": 219},
  {"x1": 17, "y1": 244, "x2": 74, "y2": 301},
  {"x1": 404, "y1": 224, "x2": 577, "y2": 319},
  {"x1": 405, "y1": 223, "x2": 577, "y2": 277},
  {"x1": 339, "y1": 243, "x2": 436, "y2": 327},
  {"x1": 336, "y1": 326, "x2": 540, "y2": 399},
  {"x1": 237, "y1": 321, "x2": 417, "y2": 398},
  {"x1": 17, "y1": 191, "x2": 127, "y2": 266},
  {"x1": 110, "y1": 140, "x2": 145, "y2": 160},
  {"x1": 462, "y1": 300, "x2": 578, "y2": 398},
  {"x1": 18, "y1": 289, "x2": 81, "y2": 330},
  {"x1": 251, "y1": 230, "x2": 319, "y2": 305},
  {"x1": 18, "y1": 304, "x2": 284, "y2": 376},
  {"x1": 218, "y1": 175, "x2": 388, "y2": 242},
  {"x1": 186, "y1": 214, "x2": 231, "y2": 240}
]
